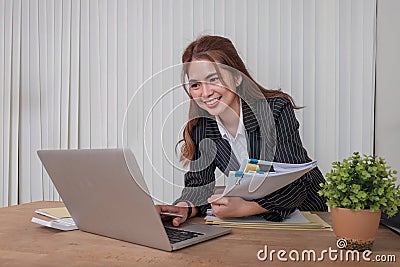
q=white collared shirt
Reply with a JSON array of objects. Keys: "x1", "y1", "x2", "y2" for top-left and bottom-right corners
[{"x1": 216, "y1": 101, "x2": 249, "y2": 165}]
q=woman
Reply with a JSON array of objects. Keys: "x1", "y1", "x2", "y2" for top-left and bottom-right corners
[{"x1": 156, "y1": 35, "x2": 327, "y2": 226}]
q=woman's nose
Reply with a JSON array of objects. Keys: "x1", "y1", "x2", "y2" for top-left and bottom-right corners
[{"x1": 201, "y1": 82, "x2": 213, "y2": 98}]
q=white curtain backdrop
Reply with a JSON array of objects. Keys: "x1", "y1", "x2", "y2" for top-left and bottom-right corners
[{"x1": 0, "y1": 0, "x2": 376, "y2": 207}]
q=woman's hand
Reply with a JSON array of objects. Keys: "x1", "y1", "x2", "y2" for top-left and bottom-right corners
[
  {"x1": 155, "y1": 203, "x2": 195, "y2": 227},
  {"x1": 208, "y1": 194, "x2": 267, "y2": 218}
]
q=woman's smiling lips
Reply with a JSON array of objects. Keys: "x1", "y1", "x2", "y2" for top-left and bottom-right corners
[{"x1": 203, "y1": 96, "x2": 222, "y2": 108}]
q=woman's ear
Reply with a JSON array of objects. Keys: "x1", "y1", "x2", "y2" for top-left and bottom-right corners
[{"x1": 234, "y1": 74, "x2": 243, "y2": 87}]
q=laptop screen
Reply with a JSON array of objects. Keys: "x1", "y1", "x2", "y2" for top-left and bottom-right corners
[{"x1": 381, "y1": 207, "x2": 400, "y2": 235}]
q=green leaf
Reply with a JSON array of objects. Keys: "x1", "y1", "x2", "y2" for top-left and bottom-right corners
[{"x1": 322, "y1": 152, "x2": 400, "y2": 215}]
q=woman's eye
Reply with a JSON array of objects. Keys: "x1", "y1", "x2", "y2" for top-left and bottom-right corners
[
  {"x1": 210, "y1": 77, "x2": 219, "y2": 83},
  {"x1": 190, "y1": 83, "x2": 200, "y2": 89}
]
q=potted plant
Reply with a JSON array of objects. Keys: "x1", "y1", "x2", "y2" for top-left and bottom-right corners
[{"x1": 318, "y1": 152, "x2": 400, "y2": 250}]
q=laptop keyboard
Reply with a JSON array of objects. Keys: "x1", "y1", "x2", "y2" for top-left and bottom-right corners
[{"x1": 164, "y1": 227, "x2": 205, "y2": 244}]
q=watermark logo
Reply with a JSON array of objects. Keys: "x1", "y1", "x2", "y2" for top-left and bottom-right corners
[
  {"x1": 257, "y1": 241, "x2": 396, "y2": 262},
  {"x1": 336, "y1": 238, "x2": 347, "y2": 249}
]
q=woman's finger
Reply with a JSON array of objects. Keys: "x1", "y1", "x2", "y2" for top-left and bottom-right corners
[
  {"x1": 172, "y1": 216, "x2": 185, "y2": 227},
  {"x1": 207, "y1": 194, "x2": 223, "y2": 203},
  {"x1": 210, "y1": 197, "x2": 228, "y2": 206}
]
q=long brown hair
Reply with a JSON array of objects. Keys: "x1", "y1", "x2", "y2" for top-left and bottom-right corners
[{"x1": 178, "y1": 35, "x2": 298, "y2": 165}]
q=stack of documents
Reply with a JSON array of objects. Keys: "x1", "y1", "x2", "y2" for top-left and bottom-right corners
[
  {"x1": 223, "y1": 159, "x2": 318, "y2": 200},
  {"x1": 204, "y1": 209, "x2": 332, "y2": 231},
  {"x1": 31, "y1": 207, "x2": 78, "y2": 231}
]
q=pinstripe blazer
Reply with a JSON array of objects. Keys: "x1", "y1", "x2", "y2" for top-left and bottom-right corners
[{"x1": 174, "y1": 97, "x2": 327, "y2": 221}]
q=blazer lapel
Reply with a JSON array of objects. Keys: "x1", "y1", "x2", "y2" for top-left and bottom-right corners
[
  {"x1": 202, "y1": 99, "x2": 271, "y2": 174},
  {"x1": 242, "y1": 100, "x2": 261, "y2": 159},
  {"x1": 216, "y1": 138, "x2": 241, "y2": 175},
  {"x1": 243, "y1": 99, "x2": 277, "y2": 162},
  {"x1": 204, "y1": 117, "x2": 240, "y2": 175}
]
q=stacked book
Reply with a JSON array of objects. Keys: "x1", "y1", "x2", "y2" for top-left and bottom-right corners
[{"x1": 31, "y1": 207, "x2": 78, "y2": 231}]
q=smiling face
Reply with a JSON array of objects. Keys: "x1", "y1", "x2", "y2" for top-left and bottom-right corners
[{"x1": 187, "y1": 60, "x2": 241, "y2": 117}]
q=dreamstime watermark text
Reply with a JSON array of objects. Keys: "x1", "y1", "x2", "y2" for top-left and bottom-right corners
[{"x1": 257, "y1": 239, "x2": 396, "y2": 263}]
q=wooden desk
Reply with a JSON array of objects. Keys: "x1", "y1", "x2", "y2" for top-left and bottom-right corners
[{"x1": 0, "y1": 201, "x2": 399, "y2": 267}]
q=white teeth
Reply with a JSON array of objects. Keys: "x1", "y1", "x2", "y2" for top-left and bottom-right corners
[{"x1": 205, "y1": 98, "x2": 219, "y2": 105}]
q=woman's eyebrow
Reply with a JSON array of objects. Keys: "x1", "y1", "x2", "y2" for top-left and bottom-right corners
[{"x1": 188, "y1": 72, "x2": 218, "y2": 83}]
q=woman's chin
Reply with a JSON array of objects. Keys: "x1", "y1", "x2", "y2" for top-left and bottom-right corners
[
  {"x1": 207, "y1": 110, "x2": 221, "y2": 116},
  {"x1": 198, "y1": 104, "x2": 222, "y2": 116},
  {"x1": 203, "y1": 106, "x2": 225, "y2": 116}
]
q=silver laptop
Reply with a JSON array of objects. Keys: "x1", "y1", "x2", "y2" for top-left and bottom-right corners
[{"x1": 37, "y1": 149, "x2": 231, "y2": 251}]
